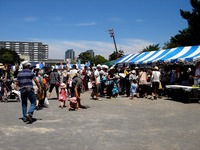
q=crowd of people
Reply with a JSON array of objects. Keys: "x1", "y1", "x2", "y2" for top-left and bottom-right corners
[{"x1": 0, "y1": 60, "x2": 200, "y2": 124}]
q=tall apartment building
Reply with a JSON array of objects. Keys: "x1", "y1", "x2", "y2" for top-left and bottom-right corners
[
  {"x1": 86, "y1": 49, "x2": 95, "y2": 58},
  {"x1": 65, "y1": 49, "x2": 75, "y2": 61},
  {"x1": 0, "y1": 41, "x2": 48, "y2": 62}
]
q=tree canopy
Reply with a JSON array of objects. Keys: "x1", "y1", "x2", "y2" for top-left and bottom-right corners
[
  {"x1": 141, "y1": 44, "x2": 160, "y2": 52},
  {"x1": 164, "y1": 0, "x2": 200, "y2": 48},
  {"x1": 0, "y1": 48, "x2": 22, "y2": 65},
  {"x1": 77, "y1": 51, "x2": 108, "y2": 66},
  {"x1": 109, "y1": 49, "x2": 124, "y2": 61}
]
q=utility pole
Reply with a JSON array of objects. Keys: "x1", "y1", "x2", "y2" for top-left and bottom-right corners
[{"x1": 108, "y1": 28, "x2": 118, "y2": 59}]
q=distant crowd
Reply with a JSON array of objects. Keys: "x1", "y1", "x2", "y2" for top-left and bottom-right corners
[{"x1": 0, "y1": 61, "x2": 200, "y2": 124}]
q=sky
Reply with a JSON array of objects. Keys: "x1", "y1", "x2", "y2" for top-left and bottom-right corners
[{"x1": 0, "y1": 0, "x2": 192, "y2": 60}]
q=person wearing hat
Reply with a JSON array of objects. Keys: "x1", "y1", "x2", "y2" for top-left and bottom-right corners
[
  {"x1": 151, "y1": 66, "x2": 161, "y2": 100},
  {"x1": 92, "y1": 65, "x2": 101, "y2": 100},
  {"x1": 69, "y1": 65, "x2": 78, "y2": 97},
  {"x1": 99, "y1": 65, "x2": 108, "y2": 97},
  {"x1": 129, "y1": 70, "x2": 137, "y2": 82},
  {"x1": 106, "y1": 66, "x2": 115, "y2": 99},
  {"x1": 119, "y1": 66, "x2": 129, "y2": 95},
  {"x1": 58, "y1": 83, "x2": 68, "y2": 108},
  {"x1": 17, "y1": 60, "x2": 42, "y2": 123}
]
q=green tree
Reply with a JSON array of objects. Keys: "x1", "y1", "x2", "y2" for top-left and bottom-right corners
[
  {"x1": 164, "y1": 0, "x2": 200, "y2": 48},
  {"x1": 92, "y1": 55, "x2": 108, "y2": 66},
  {"x1": 77, "y1": 51, "x2": 107, "y2": 66},
  {"x1": 77, "y1": 52, "x2": 92, "y2": 64},
  {"x1": 0, "y1": 48, "x2": 22, "y2": 64},
  {"x1": 109, "y1": 49, "x2": 124, "y2": 61},
  {"x1": 141, "y1": 44, "x2": 160, "y2": 52}
]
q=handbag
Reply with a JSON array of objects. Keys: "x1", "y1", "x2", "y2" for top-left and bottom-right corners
[
  {"x1": 159, "y1": 82, "x2": 162, "y2": 90},
  {"x1": 56, "y1": 82, "x2": 60, "y2": 87}
]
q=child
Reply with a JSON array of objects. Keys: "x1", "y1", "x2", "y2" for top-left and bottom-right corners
[
  {"x1": 68, "y1": 97, "x2": 79, "y2": 111},
  {"x1": 130, "y1": 79, "x2": 138, "y2": 100},
  {"x1": 58, "y1": 83, "x2": 68, "y2": 108},
  {"x1": 112, "y1": 83, "x2": 119, "y2": 98},
  {"x1": 91, "y1": 81, "x2": 97, "y2": 99}
]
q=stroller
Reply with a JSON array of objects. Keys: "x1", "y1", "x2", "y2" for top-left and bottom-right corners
[{"x1": 1, "y1": 80, "x2": 20, "y2": 102}]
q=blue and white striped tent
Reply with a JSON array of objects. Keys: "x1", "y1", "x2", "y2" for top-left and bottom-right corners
[{"x1": 115, "y1": 45, "x2": 200, "y2": 65}]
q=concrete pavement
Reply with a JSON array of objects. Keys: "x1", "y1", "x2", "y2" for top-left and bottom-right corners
[{"x1": 0, "y1": 90, "x2": 200, "y2": 150}]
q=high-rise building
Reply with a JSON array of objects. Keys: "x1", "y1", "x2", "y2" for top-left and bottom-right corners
[
  {"x1": 86, "y1": 49, "x2": 94, "y2": 58},
  {"x1": 0, "y1": 41, "x2": 48, "y2": 62},
  {"x1": 65, "y1": 49, "x2": 75, "y2": 61}
]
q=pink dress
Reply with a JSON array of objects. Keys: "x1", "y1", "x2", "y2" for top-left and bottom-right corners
[{"x1": 59, "y1": 88, "x2": 67, "y2": 101}]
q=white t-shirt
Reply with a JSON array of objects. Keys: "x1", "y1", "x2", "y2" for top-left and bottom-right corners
[
  {"x1": 151, "y1": 71, "x2": 161, "y2": 82},
  {"x1": 69, "y1": 69, "x2": 77, "y2": 79},
  {"x1": 94, "y1": 70, "x2": 100, "y2": 84}
]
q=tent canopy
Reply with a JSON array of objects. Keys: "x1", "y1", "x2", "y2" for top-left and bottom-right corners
[
  {"x1": 102, "y1": 59, "x2": 117, "y2": 67},
  {"x1": 115, "y1": 45, "x2": 200, "y2": 65}
]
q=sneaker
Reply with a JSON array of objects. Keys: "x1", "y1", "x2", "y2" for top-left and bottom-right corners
[{"x1": 26, "y1": 114, "x2": 32, "y2": 123}]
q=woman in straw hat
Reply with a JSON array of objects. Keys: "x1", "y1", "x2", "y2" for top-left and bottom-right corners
[{"x1": 151, "y1": 66, "x2": 161, "y2": 100}]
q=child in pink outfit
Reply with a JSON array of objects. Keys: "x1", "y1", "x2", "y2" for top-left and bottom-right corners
[{"x1": 59, "y1": 83, "x2": 68, "y2": 108}]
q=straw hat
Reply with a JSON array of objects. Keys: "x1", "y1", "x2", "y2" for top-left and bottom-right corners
[
  {"x1": 60, "y1": 83, "x2": 66, "y2": 88},
  {"x1": 0, "y1": 63, "x2": 4, "y2": 69},
  {"x1": 44, "y1": 74, "x2": 49, "y2": 78},
  {"x1": 130, "y1": 70, "x2": 136, "y2": 74},
  {"x1": 154, "y1": 66, "x2": 159, "y2": 70},
  {"x1": 21, "y1": 60, "x2": 31, "y2": 66},
  {"x1": 92, "y1": 66, "x2": 96, "y2": 70},
  {"x1": 110, "y1": 66, "x2": 114, "y2": 70},
  {"x1": 101, "y1": 65, "x2": 109, "y2": 69},
  {"x1": 97, "y1": 64, "x2": 101, "y2": 68}
]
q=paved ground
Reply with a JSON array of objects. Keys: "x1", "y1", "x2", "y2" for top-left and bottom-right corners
[{"x1": 0, "y1": 90, "x2": 200, "y2": 150}]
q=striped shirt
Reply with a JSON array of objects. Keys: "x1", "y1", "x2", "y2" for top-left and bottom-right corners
[{"x1": 17, "y1": 69, "x2": 36, "y2": 92}]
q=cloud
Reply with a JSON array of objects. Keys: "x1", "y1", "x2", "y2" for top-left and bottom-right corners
[
  {"x1": 24, "y1": 16, "x2": 38, "y2": 22},
  {"x1": 75, "y1": 22, "x2": 96, "y2": 26},
  {"x1": 109, "y1": 17, "x2": 123, "y2": 23},
  {"x1": 135, "y1": 19, "x2": 144, "y2": 22},
  {"x1": 41, "y1": 38, "x2": 152, "y2": 60}
]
